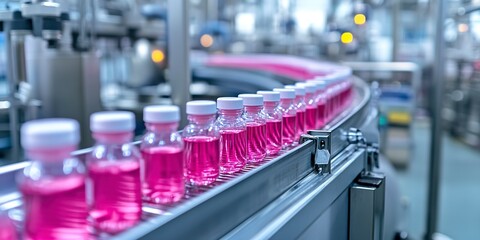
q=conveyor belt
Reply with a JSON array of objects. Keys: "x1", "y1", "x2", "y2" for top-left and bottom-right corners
[{"x1": 0, "y1": 77, "x2": 375, "y2": 240}]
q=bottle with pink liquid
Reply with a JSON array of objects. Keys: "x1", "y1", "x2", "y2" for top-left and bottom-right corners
[
  {"x1": 238, "y1": 94, "x2": 267, "y2": 162},
  {"x1": 18, "y1": 119, "x2": 89, "y2": 240},
  {"x1": 272, "y1": 88, "x2": 297, "y2": 148},
  {"x1": 141, "y1": 105, "x2": 184, "y2": 205},
  {"x1": 256, "y1": 91, "x2": 283, "y2": 156},
  {"x1": 321, "y1": 77, "x2": 336, "y2": 121},
  {"x1": 215, "y1": 97, "x2": 247, "y2": 173},
  {"x1": 0, "y1": 211, "x2": 16, "y2": 240},
  {"x1": 312, "y1": 79, "x2": 328, "y2": 128},
  {"x1": 183, "y1": 101, "x2": 220, "y2": 185},
  {"x1": 87, "y1": 111, "x2": 142, "y2": 235},
  {"x1": 285, "y1": 85, "x2": 306, "y2": 141},
  {"x1": 295, "y1": 82, "x2": 318, "y2": 131}
]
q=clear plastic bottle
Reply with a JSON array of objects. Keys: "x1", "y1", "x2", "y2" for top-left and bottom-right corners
[
  {"x1": 87, "y1": 111, "x2": 142, "y2": 235},
  {"x1": 0, "y1": 211, "x2": 16, "y2": 240},
  {"x1": 216, "y1": 97, "x2": 247, "y2": 173},
  {"x1": 257, "y1": 91, "x2": 283, "y2": 156},
  {"x1": 141, "y1": 105, "x2": 184, "y2": 205},
  {"x1": 18, "y1": 119, "x2": 89, "y2": 240},
  {"x1": 183, "y1": 101, "x2": 220, "y2": 185},
  {"x1": 238, "y1": 94, "x2": 267, "y2": 162},
  {"x1": 273, "y1": 88, "x2": 297, "y2": 148},
  {"x1": 295, "y1": 82, "x2": 318, "y2": 131},
  {"x1": 321, "y1": 76, "x2": 336, "y2": 121},
  {"x1": 285, "y1": 85, "x2": 306, "y2": 141},
  {"x1": 312, "y1": 79, "x2": 328, "y2": 128}
]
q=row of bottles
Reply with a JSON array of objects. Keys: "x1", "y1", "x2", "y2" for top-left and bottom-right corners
[{"x1": 12, "y1": 73, "x2": 352, "y2": 239}]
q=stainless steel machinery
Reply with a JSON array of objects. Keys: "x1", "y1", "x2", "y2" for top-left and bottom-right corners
[
  {"x1": 0, "y1": 0, "x2": 168, "y2": 154},
  {"x1": 0, "y1": 76, "x2": 397, "y2": 239}
]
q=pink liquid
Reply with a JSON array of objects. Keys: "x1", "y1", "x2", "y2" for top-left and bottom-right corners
[
  {"x1": 184, "y1": 136, "x2": 220, "y2": 185},
  {"x1": 296, "y1": 110, "x2": 306, "y2": 140},
  {"x1": 317, "y1": 102, "x2": 326, "y2": 128},
  {"x1": 0, "y1": 216, "x2": 16, "y2": 240},
  {"x1": 266, "y1": 120, "x2": 282, "y2": 155},
  {"x1": 282, "y1": 115, "x2": 297, "y2": 147},
  {"x1": 326, "y1": 96, "x2": 334, "y2": 121},
  {"x1": 220, "y1": 129, "x2": 247, "y2": 173},
  {"x1": 305, "y1": 107, "x2": 317, "y2": 131},
  {"x1": 20, "y1": 175, "x2": 89, "y2": 240},
  {"x1": 246, "y1": 123, "x2": 267, "y2": 162},
  {"x1": 141, "y1": 147, "x2": 184, "y2": 204},
  {"x1": 88, "y1": 160, "x2": 142, "y2": 234}
]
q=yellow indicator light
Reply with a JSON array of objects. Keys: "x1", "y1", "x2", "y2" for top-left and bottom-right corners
[
  {"x1": 458, "y1": 23, "x2": 469, "y2": 33},
  {"x1": 341, "y1": 32, "x2": 354, "y2": 44},
  {"x1": 200, "y1": 34, "x2": 214, "y2": 48},
  {"x1": 151, "y1": 49, "x2": 165, "y2": 63},
  {"x1": 388, "y1": 112, "x2": 411, "y2": 125},
  {"x1": 354, "y1": 13, "x2": 366, "y2": 25}
]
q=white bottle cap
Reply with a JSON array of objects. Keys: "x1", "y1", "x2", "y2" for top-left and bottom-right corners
[
  {"x1": 186, "y1": 100, "x2": 217, "y2": 115},
  {"x1": 273, "y1": 88, "x2": 295, "y2": 99},
  {"x1": 257, "y1": 91, "x2": 280, "y2": 102},
  {"x1": 311, "y1": 79, "x2": 328, "y2": 90},
  {"x1": 238, "y1": 94, "x2": 263, "y2": 106},
  {"x1": 285, "y1": 85, "x2": 306, "y2": 96},
  {"x1": 21, "y1": 118, "x2": 80, "y2": 149},
  {"x1": 295, "y1": 82, "x2": 317, "y2": 93},
  {"x1": 90, "y1": 111, "x2": 135, "y2": 133},
  {"x1": 144, "y1": 105, "x2": 180, "y2": 123},
  {"x1": 217, "y1": 97, "x2": 243, "y2": 110}
]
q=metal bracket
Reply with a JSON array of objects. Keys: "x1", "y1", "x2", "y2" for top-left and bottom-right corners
[
  {"x1": 300, "y1": 131, "x2": 331, "y2": 174},
  {"x1": 346, "y1": 128, "x2": 379, "y2": 173}
]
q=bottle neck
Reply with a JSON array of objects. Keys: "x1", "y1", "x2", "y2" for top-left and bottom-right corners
[
  {"x1": 145, "y1": 122, "x2": 178, "y2": 133},
  {"x1": 294, "y1": 95, "x2": 305, "y2": 104},
  {"x1": 280, "y1": 98, "x2": 294, "y2": 107},
  {"x1": 244, "y1": 105, "x2": 263, "y2": 114},
  {"x1": 26, "y1": 145, "x2": 76, "y2": 162},
  {"x1": 188, "y1": 114, "x2": 217, "y2": 125},
  {"x1": 93, "y1": 132, "x2": 133, "y2": 145},
  {"x1": 305, "y1": 93, "x2": 315, "y2": 105},
  {"x1": 218, "y1": 109, "x2": 243, "y2": 118},
  {"x1": 264, "y1": 101, "x2": 279, "y2": 112}
]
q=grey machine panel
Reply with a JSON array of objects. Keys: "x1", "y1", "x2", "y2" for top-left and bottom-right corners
[{"x1": 0, "y1": 77, "x2": 379, "y2": 240}]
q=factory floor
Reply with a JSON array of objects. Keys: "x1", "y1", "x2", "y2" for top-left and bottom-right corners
[{"x1": 393, "y1": 120, "x2": 480, "y2": 240}]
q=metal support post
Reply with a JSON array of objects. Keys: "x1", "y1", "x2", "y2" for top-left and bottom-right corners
[
  {"x1": 4, "y1": 24, "x2": 20, "y2": 162},
  {"x1": 349, "y1": 172, "x2": 386, "y2": 240},
  {"x1": 426, "y1": 0, "x2": 447, "y2": 239},
  {"x1": 168, "y1": 0, "x2": 191, "y2": 127}
]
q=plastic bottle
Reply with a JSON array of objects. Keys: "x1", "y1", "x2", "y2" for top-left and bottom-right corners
[
  {"x1": 183, "y1": 101, "x2": 220, "y2": 185},
  {"x1": 295, "y1": 82, "x2": 318, "y2": 131},
  {"x1": 285, "y1": 85, "x2": 306, "y2": 141},
  {"x1": 87, "y1": 111, "x2": 142, "y2": 234},
  {"x1": 321, "y1": 76, "x2": 336, "y2": 121},
  {"x1": 141, "y1": 105, "x2": 184, "y2": 204},
  {"x1": 216, "y1": 97, "x2": 247, "y2": 173},
  {"x1": 257, "y1": 91, "x2": 283, "y2": 156},
  {"x1": 311, "y1": 79, "x2": 328, "y2": 128},
  {"x1": 238, "y1": 94, "x2": 267, "y2": 162},
  {"x1": 0, "y1": 211, "x2": 16, "y2": 240},
  {"x1": 18, "y1": 119, "x2": 89, "y2": 240},
  {"x1": 272, "y1": 88, "x2": 297, "y2": 148}
]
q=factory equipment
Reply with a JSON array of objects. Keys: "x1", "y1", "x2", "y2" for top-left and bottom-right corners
[
  {"x1": 0, "y1": 0, "x2": 168, "y2": 155},
  {"x1": 442, "y1": 4, "x2": 480, "y2": 149},
  {"x1": 0, "y1": 72, "x2": 399, "y2": 239},
  {"x1": 343, "y1": 61, "x2": 421, "y2": 168}
]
